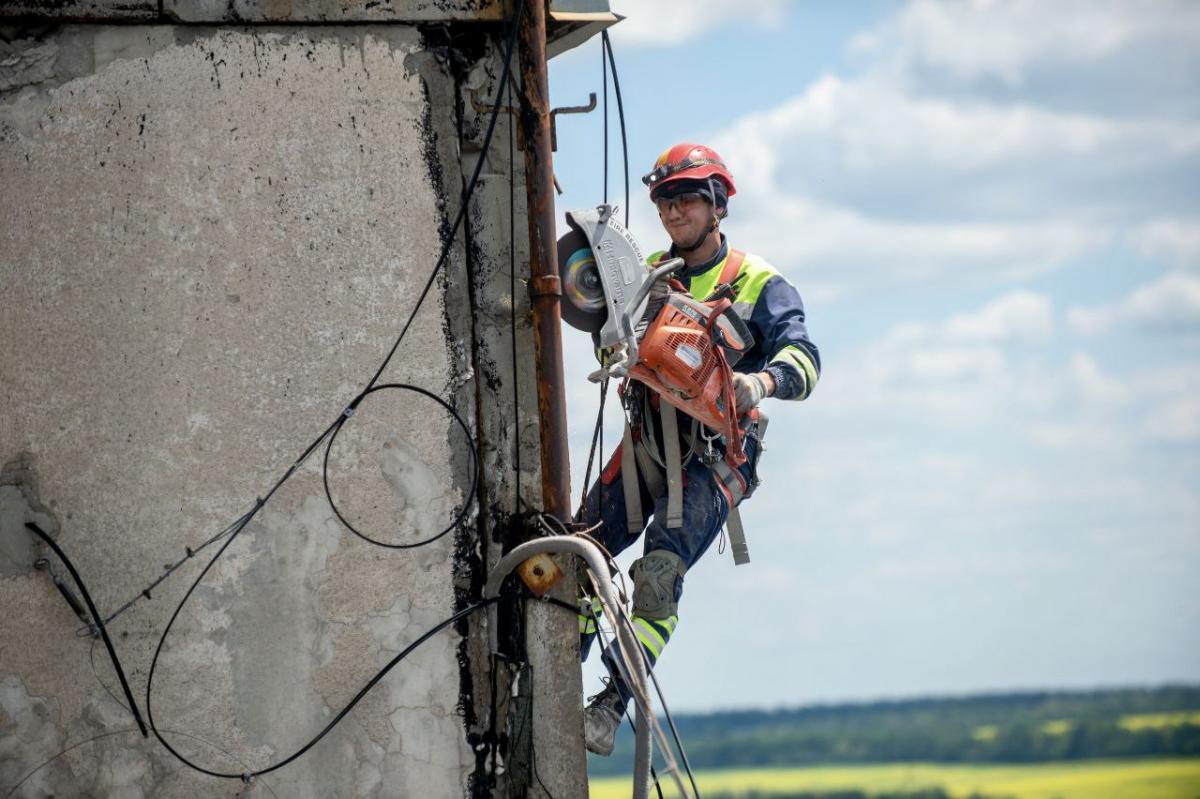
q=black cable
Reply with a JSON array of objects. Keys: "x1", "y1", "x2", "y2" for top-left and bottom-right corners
[
  {"x1": 85, "y1": 507, "x2": 258, "y2": 634},
  {"x1": 586, "y1": 599, "x2": 670, "y2": 799},
  {"x1": 576, "y1": 377, "x2": 609, "y2": 519},
  {"x1": 518, "y1": 656, "x2": 559, "y2": 799},
  {"x1": 486, "y1": 654, "x2": 502, "y2": 784},
  {"x1": 3, "y1": 730, "x2": 132, "y2": 799},
  {"x1": 597, "y1": 32, "x2": 690, "y2": 797},
  {"x1": 508, "y1": 75, "x2": 522, "y2": 509},
  {"x1": 588, "y1": 595, "x2": 700, "y2": 799},
  {"x1": 91, "y1": 629, "x2": 291, "y2": 795},
  {"x1": 140, "y1": 0, "x2": 527, "y2": 779},
  {"x1": 602, "y1": 30, "x2": 630, "y2": 228},
  {"x1": 577, "y1": 28, "x2": 620, "y2": 523},
  {"x1": 102, "y1": 0, "x2": 527, "y2": 613},
  {"x1": 23, "y1": 522, "x2": 146, "y2": 738},
  {"x1": 602, "y1": 33, "x2": 608, "y2": 206},
  {"x1": 362, "y1": 3, "x2": 525, "y2": 395},
  {"x1": 575, "y1": 553, "x2": 703, "y2": 799},
  {"x1": 148, "y1": 597, "x2": 500, "y2": 780},
  {"x1": 90, "y1": 636, "x2": 130, "y2": 712},
  {"x1": 598, "y1": 377, "x2": 608, "y2": 522},
  {"x1": 322, "y1": 384, "x2": 479, "y2": 548},
  {"x1": 539, "y1": 593, "x2": 665, "y2": 799},
  {"x1": 2, "y1": 725, "x2": 282, "y2": 799}
]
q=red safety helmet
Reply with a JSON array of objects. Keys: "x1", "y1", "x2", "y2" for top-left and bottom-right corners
[{"x1": 642, "y1": 143, "x2": 737, "y2": 199}]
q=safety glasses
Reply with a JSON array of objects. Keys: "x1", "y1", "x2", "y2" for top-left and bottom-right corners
[
  {"x1": 654, "y1": 192, "x2": 708, "y2": 214},
  {"x1": 641, "y1": 156, "x2": 726, "y2": 188}
]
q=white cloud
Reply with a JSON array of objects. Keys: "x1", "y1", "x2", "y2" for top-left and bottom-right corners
[
  {"x1": 800, "y1": 289, "x2": 1199, "y2": 456},
  {"x1": 721, "y1": 74, "x2": 1195, "y2": 183},
  {"x1": 852, "y1": 0, "x2": 1200, "y2": 101},
  {"x1": 687, "y1": 2, "x2": 1199, "y2": 299},
  {"x1": 1144, "y1": 397, "x2": 1200, "y2": 441},
  {"x1": 723, "y1": 194, "x2": 1105, "y2": 301},
  {"x1": 608, "y1": 0, "x2": 785, "y2": 48},
  {"x1": 1069, "y1": 352, "x2": 1130, "y2": 407},
  {"x1": 906, "y1": 346, "x2": 1006, "y2": 383},
  {"x1": 1068, "y1": 273, "x2": 1200, "y2": 335},
  {"x1": 944, "y1": 291, "x2": 1054, "y2": 342},
  {"x1": 806, "y1": 292, "x2": 1063, "y2": 432},
  {"x1": 1129, "y1": 219, "x2": 1200, "y2": 270}
]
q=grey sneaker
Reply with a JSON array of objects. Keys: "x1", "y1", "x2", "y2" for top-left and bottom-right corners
[{"x1": 583, "y1": 681, "x2": 625, "y2": 756}]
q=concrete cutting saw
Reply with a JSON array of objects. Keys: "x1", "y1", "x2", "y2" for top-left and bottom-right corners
[{"x1": 557, "y1": 204, "x2": 756, "y2": 459}]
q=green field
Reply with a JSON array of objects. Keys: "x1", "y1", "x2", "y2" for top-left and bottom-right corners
[{"x1": 589, "y1": 758, "x2": 1200, "y2": 799}]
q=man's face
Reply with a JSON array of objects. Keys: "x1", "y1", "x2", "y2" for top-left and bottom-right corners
[{"x1": 656, "y1": 191, "x2": 712, "y2": 248}]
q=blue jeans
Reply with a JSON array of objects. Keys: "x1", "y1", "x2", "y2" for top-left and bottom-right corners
[{"x1": 578, "y1": 416, "x2": 760, "y2": 705}]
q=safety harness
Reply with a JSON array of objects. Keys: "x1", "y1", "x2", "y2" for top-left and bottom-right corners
[{"x1": 616, "y1": 249, "x2": 766, "y2": 565}]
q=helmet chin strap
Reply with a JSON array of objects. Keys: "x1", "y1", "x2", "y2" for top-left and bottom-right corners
[
  {"x1": 676, "y1": 225, "x2": 712, "y2": 254},
  {"x1": 676, "y1": 213, "x2": 720, "y2": 254},
  {"x1": 677, "y1": 182, "x2": 722, "y2": 254}
]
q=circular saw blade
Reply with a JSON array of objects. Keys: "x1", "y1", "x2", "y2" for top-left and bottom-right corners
[{"x1": 557, "y1": 228, "x2": 607, "y2": 333}]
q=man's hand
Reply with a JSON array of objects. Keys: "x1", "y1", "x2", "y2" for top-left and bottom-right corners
[
  {"x1": 648, "y1": 273, "x2": 671, "y2": 301},
  {"x1": 733, "y1": 371, "x2": 774, "y2": 413}
]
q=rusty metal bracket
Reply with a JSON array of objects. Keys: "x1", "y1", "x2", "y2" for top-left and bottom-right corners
[
  {"x1": 549, "y1": 92, "x2": 596, "y2": 151},
  {"x1": 529, "y1": 274, "x2": 561, "y2": 297}
]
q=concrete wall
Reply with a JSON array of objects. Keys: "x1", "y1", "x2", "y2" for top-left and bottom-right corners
[{"x1": 1, "y1": 12, "x2": 584, "y2": 798}]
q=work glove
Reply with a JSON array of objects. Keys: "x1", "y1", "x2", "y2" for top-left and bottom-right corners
[
  {"x1": 732, "y1": 372, "x2": 771, "y2": 413},
  {"x1": 647, "y1": 273, "x2": 671, "y2": 301}
]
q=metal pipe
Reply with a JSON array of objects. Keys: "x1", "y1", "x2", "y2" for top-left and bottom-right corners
[
  {"x1": 484, "y1": 536, "x2": 653, "y2": 799},
  {"x1": 519, "y1": 0, "x2": 572, "y2": 523}
]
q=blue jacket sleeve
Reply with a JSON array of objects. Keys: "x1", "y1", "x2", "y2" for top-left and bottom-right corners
[{"x1": 749, "y1": 276, "x2": 821, "y2": 401}]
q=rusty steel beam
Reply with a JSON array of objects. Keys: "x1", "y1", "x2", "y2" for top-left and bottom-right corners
[{"x1": 519, "y1": 0, "x2": 572, "y2": 525}]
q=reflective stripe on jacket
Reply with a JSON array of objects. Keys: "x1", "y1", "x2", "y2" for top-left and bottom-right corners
[{"x1": 648, "y1": 240, "x2": 821, "y2": 400}]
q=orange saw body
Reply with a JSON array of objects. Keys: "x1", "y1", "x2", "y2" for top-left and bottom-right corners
[
  {"x1": 557, "y1": 205, "x2": 754, "y2": 467},
  {"x1": 627, "y1": 289, "x2": 748, "y2": 467}
]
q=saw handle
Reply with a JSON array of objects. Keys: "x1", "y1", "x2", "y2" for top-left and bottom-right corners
[
  {"x1": 601, "y1": 258, "x2": 686, "y2": 381},
  {"x1": 627, "y1": 258, "x2": 685, "y2": 319}
]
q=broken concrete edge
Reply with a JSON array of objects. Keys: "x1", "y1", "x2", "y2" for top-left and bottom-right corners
[
  {"x1": 446, "y1": 49, "x2": 536, "y2": 799},
  {"x1": 0, "y1": 2, "x2": 599, "y2": 61},
  {"x1": 412, "y1": 23, "x2": 527, "y2": 796},
  {"x1": 0, "y1": 0, "x2": 508, "y2": 24},
  {"x1": 0, "y1": 453, "x2": 62, "y2": 578}
]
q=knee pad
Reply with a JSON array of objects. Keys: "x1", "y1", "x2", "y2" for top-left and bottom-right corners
[{"x1": 630, "y1": 549, "x2": 686, "y2": 621}]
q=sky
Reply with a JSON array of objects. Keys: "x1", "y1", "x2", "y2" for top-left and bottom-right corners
[{"x1": 546, "y1": 0, "x2": 1200, "y2": 712}]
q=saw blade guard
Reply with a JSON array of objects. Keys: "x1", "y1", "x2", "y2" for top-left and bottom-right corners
[
  {"x1": 558, "y1": 227, "x2": 608, "y2": 334},
  {"x1": 557, "y1": 205, "x2": 651, "y2": 349}
]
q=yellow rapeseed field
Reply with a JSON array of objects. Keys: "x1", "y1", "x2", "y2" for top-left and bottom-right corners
[
  {"x1": 1119, "y1": 712, "x2": 1200, "y2": 731},
  {"x1": 589, "y1": 758, "x2": 1200, "y2": 799}
]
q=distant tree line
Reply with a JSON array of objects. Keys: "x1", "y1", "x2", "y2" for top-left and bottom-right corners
[
  {"x1": 591, "y1": 685, "x2": 1200, "y2": 776},
  {"x1": 705, "y1": 792, "x2": 1002, "y2": 799}
]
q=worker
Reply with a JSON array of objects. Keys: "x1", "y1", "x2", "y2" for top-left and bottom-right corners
[{"x1": 578, "y1": 143, "x2": 822, "y2": 755}]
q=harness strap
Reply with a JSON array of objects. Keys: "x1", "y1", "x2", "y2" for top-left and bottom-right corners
[
  {"x1": 726, "y1": 506, "x2": 750, "y2": 566},
  {"x1": 659, "y1": 407, "x2": 685, "y2": 530},
  {"x1": 719, "y1": 249, "x2": 746, "y2": 288},
  {"x1": 613, "y1": 248, "x2": 754, "y2": 557},
  {"x1": 711, "y1": 458, "x2": 747, "y2": 506},
  {"x1": 621, "y1": 422, "x2": 643, "y2": 533},
  {"x1": 652, "y1": 248, "x2": 746, "y2": 297},
  {"x1": 633, "y1": 428, "x2": 665, "y2": 498},
  {"x1": 712, "y1": 456, "x2": 752, "y2": 566}
]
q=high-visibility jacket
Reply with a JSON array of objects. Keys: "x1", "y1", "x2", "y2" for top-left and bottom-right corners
[{"x1": 648, "y1": 236, "x2": 821, "y2": 401}]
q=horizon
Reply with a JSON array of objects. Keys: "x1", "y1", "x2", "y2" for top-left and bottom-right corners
[{"x1": 638, "y1": 680, "x2": 1200, "y2": 717}]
